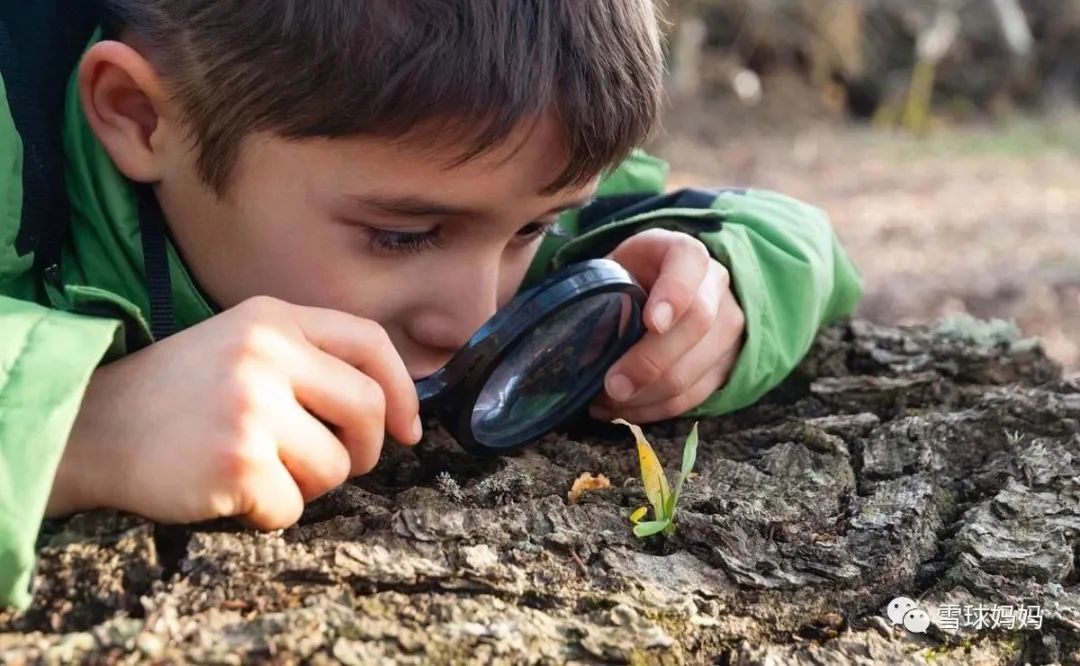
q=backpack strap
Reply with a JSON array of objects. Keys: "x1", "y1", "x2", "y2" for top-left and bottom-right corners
[
  {"x1": 1, "y1": 2, "x2": 178, "y2": 340},
  {"x1": 548, "y1": 187, "x2": 738, "y2": 270},
  {"x1": 134, "y1": 184, "x2": 177, "y2": 340},
  {"x1": 0, "y1": 1, "x2": 101, "y2": 282},
  {"x1": 576, "y1": 188, "x2": 737, "y2": 235}
]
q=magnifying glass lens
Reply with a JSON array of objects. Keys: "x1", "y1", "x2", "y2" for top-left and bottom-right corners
[{"x1": 470, "y1": 291, "x2": 635, "y2": 448}]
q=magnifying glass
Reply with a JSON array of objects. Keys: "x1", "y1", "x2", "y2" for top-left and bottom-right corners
[{"x1": 414, "y1": 258, "x2": 646, "y2": 455}]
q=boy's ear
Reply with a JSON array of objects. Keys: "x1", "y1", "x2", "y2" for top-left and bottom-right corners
[{"x1": 78, "y1": 41, "x2": 176, "y2": 183}]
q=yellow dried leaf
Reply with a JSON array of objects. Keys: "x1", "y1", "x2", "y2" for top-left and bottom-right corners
[
  {"x1": 613, "y1": 418, "x2": 670, "y2": 518},
  {"x1": 568, "y1": 472, "x2": 612, "y2": 504},
  {"x1": 629, "y1": 506, "x2": 648, "y2": 524}
]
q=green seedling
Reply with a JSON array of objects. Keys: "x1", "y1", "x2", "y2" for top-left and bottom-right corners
[{"x1": 613, "y1": 419, "x2": 699, "y2": 538}]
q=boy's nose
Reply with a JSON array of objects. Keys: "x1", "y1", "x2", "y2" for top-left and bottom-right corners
[{"x1": 405, "y1": 282, "x2": 500, "y2": 363}]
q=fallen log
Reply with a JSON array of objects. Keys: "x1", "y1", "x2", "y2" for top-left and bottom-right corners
[{"x1": 2, "y1": 318, "x2": 1078, "y2": 664}]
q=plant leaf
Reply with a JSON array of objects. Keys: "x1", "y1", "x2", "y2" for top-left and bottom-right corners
[
  {"x1": 657, "y1": 473, "x2": 671, "y2": 520},
  {"x1": 671, "y1": 422, "x2": 700, "y2": 511},
  {"x1": 614, "y1": 419, "x2": 670, "y2": 519},
  {"x1": 629, "y1": 506, "x2": 648, "y2": 525},
  {"x1": 663, "y1": 487, "x2": 677, "y2": 518},
  {"x1": 632, "y1": 519, "x2": 671, "y2": 538}
]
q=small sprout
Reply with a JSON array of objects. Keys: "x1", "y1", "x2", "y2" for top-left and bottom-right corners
[
  {"x1": 614, "y1": 419, "x2": 699, "y2": 538},
  {"x1": 568, "y1": 472, "x2": 612, "y2": 504}
]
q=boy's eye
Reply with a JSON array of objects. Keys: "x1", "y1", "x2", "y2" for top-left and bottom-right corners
[
  {"x1": 363, "y1": 220, "x2": 560, "y2": 256},
  {"x1": 365, "y1": 228, "x2": 445, "y2": 255},
  {"x1": 517, "y1": 221, "x2": 561, "y2": 241}
]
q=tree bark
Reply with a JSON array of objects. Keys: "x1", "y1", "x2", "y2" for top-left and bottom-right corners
[{"x1": 2, "y1": 319, "x2": 1078, "y2": 664}]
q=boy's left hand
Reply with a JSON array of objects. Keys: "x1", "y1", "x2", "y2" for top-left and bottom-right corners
[{"x1": 590, "y1": 229, "x2": 745, "y2": 424}]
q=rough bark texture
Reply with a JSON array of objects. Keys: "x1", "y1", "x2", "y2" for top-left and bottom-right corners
[{"x1": 2, "y1": 318, "x2": 1079, "y2": 665}]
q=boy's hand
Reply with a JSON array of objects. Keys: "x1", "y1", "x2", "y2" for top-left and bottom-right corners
[
  {"x1": 47, "y1": 296, "x2": 421, "y2": 529},
  {"x1": 591, "y1": 229, "x2": 745, "y2": 424}
]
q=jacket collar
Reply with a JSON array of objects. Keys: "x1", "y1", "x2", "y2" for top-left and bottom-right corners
[{"x1": 61, "y1": 59, "x2": 215, "y2": 330}]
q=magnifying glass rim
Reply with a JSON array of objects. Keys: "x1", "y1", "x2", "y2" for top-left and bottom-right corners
[
  {"x1": 459, "y1": 286, "x2": 645, "y2": 453},
  {"x1": 415, "y1": 258, "x2": 641, "y2": 407},
  {"x1": 416, "y1": 258, "x2": 647, "y2": 454}
]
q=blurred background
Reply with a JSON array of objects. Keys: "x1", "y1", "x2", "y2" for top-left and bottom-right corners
[{"x1": 649, "y1": 0, "x2": 1080, "y2": 375}]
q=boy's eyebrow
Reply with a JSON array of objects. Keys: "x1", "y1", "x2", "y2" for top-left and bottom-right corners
[{"x1": 353, "y1": 193, "x2": 595, "y2": 220}]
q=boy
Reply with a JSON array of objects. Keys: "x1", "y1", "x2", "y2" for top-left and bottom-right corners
[{"x1": 0, "y1": 1, "x2": 862, "y2": 610}]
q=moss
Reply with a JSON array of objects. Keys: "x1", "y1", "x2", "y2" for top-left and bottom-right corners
[
  {"x1": 936, "y1": 315, "x2": 1020, "y2": 348},
  {"x1": 921, "y1": 634, "x2": 1024, "y2": 664}
]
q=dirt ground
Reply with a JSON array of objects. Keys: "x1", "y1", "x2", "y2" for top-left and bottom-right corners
[{"x1": 655, "y1": 104, "x2": 1080, "y2": 376}]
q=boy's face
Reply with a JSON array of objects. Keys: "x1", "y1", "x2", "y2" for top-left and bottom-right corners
[{"x1": 156, "y1": 114, "x2": 597, "y2": 379}]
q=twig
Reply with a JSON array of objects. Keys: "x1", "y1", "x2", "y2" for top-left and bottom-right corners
[{"x1": 570, "y1": 550, "x2": 590, "y2": 578}]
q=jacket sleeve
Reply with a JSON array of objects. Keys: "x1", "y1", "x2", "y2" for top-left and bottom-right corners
[
  {"x1": 2, "y1": 58, "x2": 123, "y2": 611},
  {"x1": 522, "y1": 149, "x2": 669, "y2": 287},
  {"x1": 0, "y1": 296, "x2": 119, "y2": 610},
  {"x1": 685, "y1": 189, "x2": 863, "y2": 417},
  {"x1": 527, "y1": 150, "x2": 863, "y2": 418}
]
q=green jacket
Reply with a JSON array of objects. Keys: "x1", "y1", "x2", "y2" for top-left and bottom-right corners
[{"x1": 0, "y1": 64, "x2": 863, "y2": 610}]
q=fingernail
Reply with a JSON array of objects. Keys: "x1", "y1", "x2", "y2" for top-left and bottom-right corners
[
  {"x1": 412, "y1": 415, "x2": 423, "y2": 442},
  {"x1": 607, "y1": 374, "x2": 635, "y2": 402},
  {"x1": 653, "y1": 302, "x2": 674, "y2": 333}
]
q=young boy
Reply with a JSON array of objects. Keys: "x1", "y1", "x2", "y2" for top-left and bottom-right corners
[{"x1": 0, "y1": 1, "x2": 862, "y2": 610}]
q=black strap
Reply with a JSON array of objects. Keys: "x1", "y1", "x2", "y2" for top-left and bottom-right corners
[
  {"x1": 0, "y1": 20, "x2": 65, "y2": 275},
  {"x1": 576, "y1": 187, "x2": 737, "y2": 235},
  {"x1": 135, "y1": 186, "x2": 176, "y2": 340},
  {"x1": 0, "y1": 2, "x2": 178, "y2": 341},
  {"x1": 1, "y1": 2, "x2": 101, "y2": 275},
  {"x1": 575, "y1": 192, "x2": 655, "y2": 233},
  {"x1": 548, "y1": 187, "x2": 738, "y2": 269}
]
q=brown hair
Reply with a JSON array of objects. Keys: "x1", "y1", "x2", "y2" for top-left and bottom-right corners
[{"x1": 101, "y1": 0, "x2": 664, "y2": 196}]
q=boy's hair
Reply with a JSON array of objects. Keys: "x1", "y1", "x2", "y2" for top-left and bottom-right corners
[{"x1": 100, "y1": 1, "x2": 664, "y2": 196}]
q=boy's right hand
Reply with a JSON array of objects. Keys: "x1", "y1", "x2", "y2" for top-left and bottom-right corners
[{"x1": 46, "y1": 296, "x2": 421, "y2": 529}]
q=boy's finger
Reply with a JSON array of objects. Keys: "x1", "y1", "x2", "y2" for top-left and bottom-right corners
[
  {"x1": 610, "y1": 230, "x2": 712, "y2": 334},
  {"x1": 287, "y1": 345, "x2": 391, "y2": 474},
  {"x1": 598, "y1": 311, "x2": 739, "y2": 410},
  {"x1": 593, "y1": 363, "x2": 728, "y2": 425},
  {"x1": 238, "y1": 443, "x2": 307, "y2": 531},
  {"x1": 603, "y1": 280, "x2": 743, "y2": 408},
  {"x1": 606, "y1": 228, "x2": 670, "y2": 287},
  {"x1": 289, "y1": 305, "x2": 421, "y2": 445},
  {"x1": 273, "y1": 402, "x2": 353, "y2": 500},
  {"x1": 643, "y1": 237, "x2": 713, "y2": 334},
  {"x1": 601, "y1": 265, "x2": 722, "y2": 402}
]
